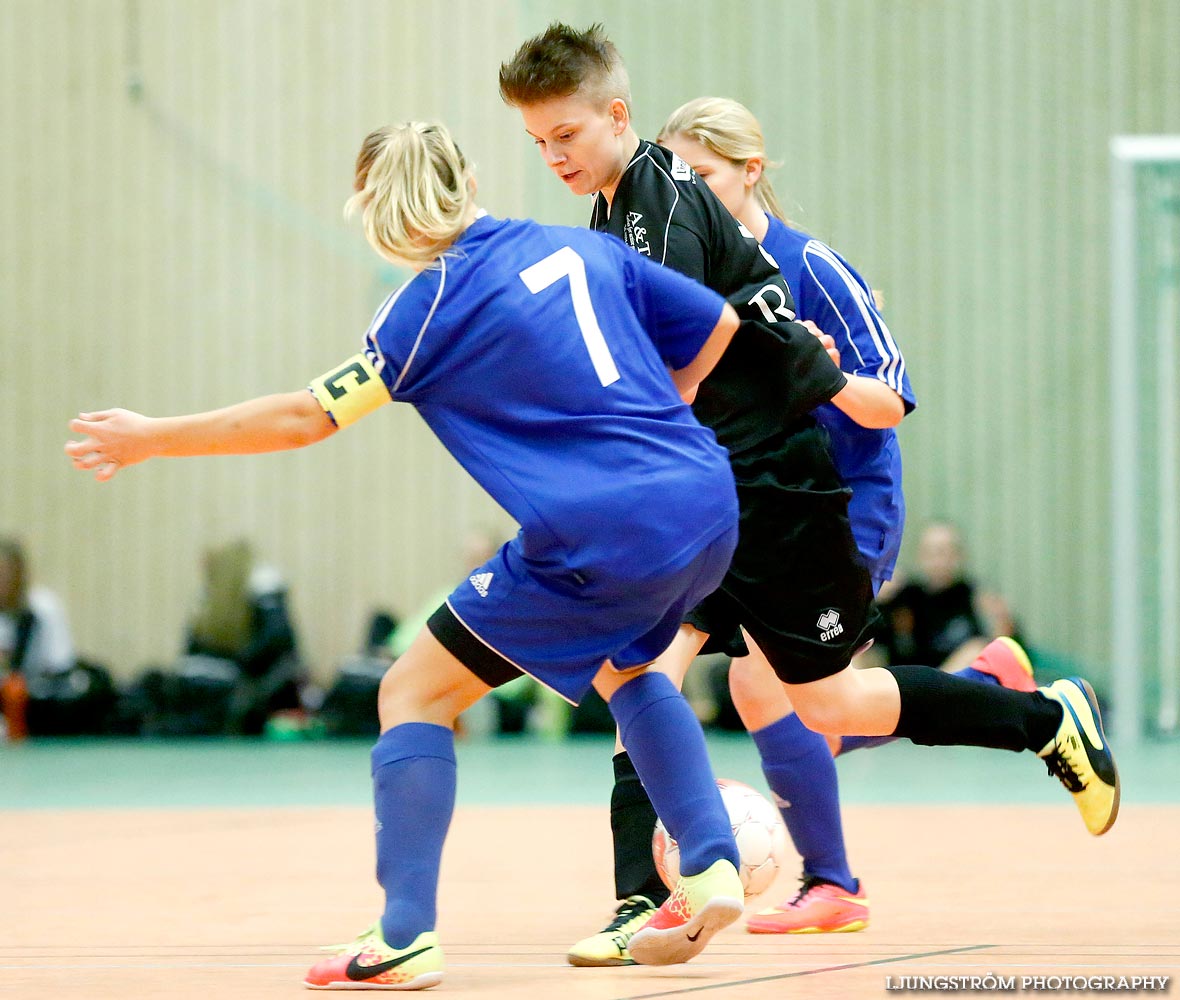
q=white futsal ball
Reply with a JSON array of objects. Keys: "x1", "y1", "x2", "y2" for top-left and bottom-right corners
[{"x1": 652, "y1": 778, "x2": 790, "y2": 900}]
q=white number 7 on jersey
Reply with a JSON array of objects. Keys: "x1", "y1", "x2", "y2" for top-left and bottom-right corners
[{"x1": 519, "y1": 246, "x2": 621, "y2": 387}]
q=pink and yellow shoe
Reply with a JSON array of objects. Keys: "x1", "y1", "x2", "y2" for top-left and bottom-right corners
[
  {"x1": 970, "y1": 636, "x2": 1036, "y2": 693},
  {"x1": 304, "y1": 927, "x2": 443, "y2": 991},
  {"x1": 627, "y1": 859, "x2": 744, "y2": 966},
  {"x1": 746, "y1": 876, "x2": 869, "y2": 934}
]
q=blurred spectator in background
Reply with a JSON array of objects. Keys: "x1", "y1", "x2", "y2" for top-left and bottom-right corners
[
  {"x1": 127, "y1": 539, "x2": 304, "y2": 736},
  {"x1": 0, "y1": 537, "x2": 75, "y2": 680},
  {"x1": 1, "y1": 537, "x2": 80, "y2": 740},
  {"x1": 184, "y1": 538, "x2": 304, "y2": 734},
  {"x1": 875, "y1": 520, "x2": 1022, "y2": 672}
]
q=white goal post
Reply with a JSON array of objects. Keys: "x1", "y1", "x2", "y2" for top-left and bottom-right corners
[{"x1": 1110, "y1": 136, "x2": 1180, "y2": 745}]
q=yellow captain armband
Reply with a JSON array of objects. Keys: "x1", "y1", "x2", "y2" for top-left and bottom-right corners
[{"x1": 308, "y1": 353, "x2": 391, "y2": 428}]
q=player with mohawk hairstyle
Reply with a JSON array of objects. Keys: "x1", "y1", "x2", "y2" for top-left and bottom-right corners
[{"x1": 499, "y1": 21, "x2": 1119, "y2": 969}]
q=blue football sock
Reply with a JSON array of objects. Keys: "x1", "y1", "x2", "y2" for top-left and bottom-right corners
[
  {"x1": 836, "y1": 734, "x2": 896, "y2": 755},
  {"x1": 371, "y1": 722, "x2": 456, "y2": 948},
  {"x1": 954, "y1": 666, "x2": 999, "y2": 686},
  {"x1": 609, "y1": 672, "x2": 738, "y2": 877},
  {"x1": 752, "y1": 713, "x2": 855, "y2": 892}
]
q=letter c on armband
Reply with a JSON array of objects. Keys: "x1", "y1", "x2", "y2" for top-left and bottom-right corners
[{"x1": 308, "y1": 353, "x2": 390, "y2": 428}]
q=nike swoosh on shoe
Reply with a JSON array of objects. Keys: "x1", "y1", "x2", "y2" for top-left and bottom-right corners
[
  {"x1": 1057, "y1": 681, "x2": 1105, "y2": 750},
  {"x1": 346, "y1": 945, "x2": 433, "y2": 981}
]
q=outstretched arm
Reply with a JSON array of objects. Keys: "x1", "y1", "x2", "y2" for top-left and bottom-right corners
[{"x1": 65, "y1": 390, "x2": 337, "y2": 482}]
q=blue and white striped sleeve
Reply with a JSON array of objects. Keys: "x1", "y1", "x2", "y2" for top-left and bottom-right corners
[{"x1": 800, "y1": 239, "x2": 914, "y2": 408}]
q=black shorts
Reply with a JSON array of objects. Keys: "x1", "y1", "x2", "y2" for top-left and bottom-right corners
[{"x1": 686, "y1": 425, "x2": 879, "y2": 685}]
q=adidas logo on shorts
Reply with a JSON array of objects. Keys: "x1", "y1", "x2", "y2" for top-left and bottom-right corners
[{"x1": 469, "y1": 571, "x2": 494, "y2": 598}]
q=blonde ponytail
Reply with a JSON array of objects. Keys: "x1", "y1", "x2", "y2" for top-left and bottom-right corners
[{"x1": 345, "y1": 122, "x2": 475, "y2": 268}]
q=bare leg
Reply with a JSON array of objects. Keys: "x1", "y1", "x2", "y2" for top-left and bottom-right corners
[
  {"x1": 785, "y1": 665, "x2": 902, "y2": 737},
  {"x1": 377, "y1": 624, "x2": 492, "y2": 729}
]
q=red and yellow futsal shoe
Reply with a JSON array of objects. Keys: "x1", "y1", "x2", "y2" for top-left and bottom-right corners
[
  {"x1": 304, "y1": 927, "x2": 443, "y2": 991},
  {"x1": 970, "y1": 636, "x2": 1037, "y2": 693},
  {"x1": 746, "y1": 876, "x2": 868, "y2": 934},
  {"x1": 627, "y1": 859, "x2": 744, "y2": 966}
]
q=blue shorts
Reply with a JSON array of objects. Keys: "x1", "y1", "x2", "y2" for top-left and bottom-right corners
[{"x1": 430, "y1": 525, "x2": 738, "y2": 704}]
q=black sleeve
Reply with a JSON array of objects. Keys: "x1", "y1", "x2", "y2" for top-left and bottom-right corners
[
  {"x1": 726, "y1": 272, "x2": 849, "y2": 420},
  {"x1": 698, "y1": 192, "x2": 847, "y2": 421},
  {"x1": 664, "y1": 222, "x2": 710, "y2": 283}
]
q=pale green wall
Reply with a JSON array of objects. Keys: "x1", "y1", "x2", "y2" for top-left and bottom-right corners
[{"x1": 3, "y1": 1, "x2": 1178, "y2": 684}]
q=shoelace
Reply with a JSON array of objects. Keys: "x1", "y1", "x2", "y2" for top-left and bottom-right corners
[
  {"x1": 788, "y1": 875, "x2": 832, "y2": 906},
  {"x1": 1044, "y1": 747, "x2": 1086, "y2": 792},
  {"x1": 605, "y1": 897, "x2": 654, "y2": 932}
]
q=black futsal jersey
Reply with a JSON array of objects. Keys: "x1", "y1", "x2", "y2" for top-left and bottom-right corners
[
  {"x1": 590, "y1": 140, "x2": 876, "y2": 681},
  {"x1": 590, "y1": 141, "x2": 847, "y2": 459}
]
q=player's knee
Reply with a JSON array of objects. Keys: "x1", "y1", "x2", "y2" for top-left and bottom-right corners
[
  {"x1": 376, "y1": 660, "x2": 452, "y2": 727},
  {"x1": 727, "y1": 656, "x2": 790, "y2": 721},
  {"x1": 376, "y1": 666, "x2": 416, "y2": 725},
  {"x1": 791, "y1": 695, "x2": 856, "y2": 736},
  {"x1": 726, "y1": 656, "x2": 759, "y2": 707}
]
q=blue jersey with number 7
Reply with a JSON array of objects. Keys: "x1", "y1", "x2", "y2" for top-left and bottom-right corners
[{"x1": 358, "y1": 213, "x2": 737, "y2": 577}]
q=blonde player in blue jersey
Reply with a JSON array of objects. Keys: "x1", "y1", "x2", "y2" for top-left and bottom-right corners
[{"x1": 65, "y1": 121, "x2": 765, "y2": 988}]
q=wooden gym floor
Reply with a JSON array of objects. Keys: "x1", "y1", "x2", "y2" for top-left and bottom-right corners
[{"x1": 2, "y1": 736, "x2": 1177, "y2": 998}]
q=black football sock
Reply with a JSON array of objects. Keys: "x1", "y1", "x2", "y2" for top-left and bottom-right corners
[
  {"x1": 610, "y1": 751, "x2": 670, "y2": 906},
  {"x1": 888, "y1": 665, "x2": 1063, "y2": 752}
]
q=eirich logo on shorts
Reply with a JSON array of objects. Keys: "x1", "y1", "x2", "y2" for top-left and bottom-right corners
[{"x1": 817, "y1": 609, "x2": 843, "y2": 642}]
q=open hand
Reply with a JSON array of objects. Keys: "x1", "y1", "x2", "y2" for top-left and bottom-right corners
[{"x1": 64, "y1": 408, "x2": 151, "y2": 482}]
